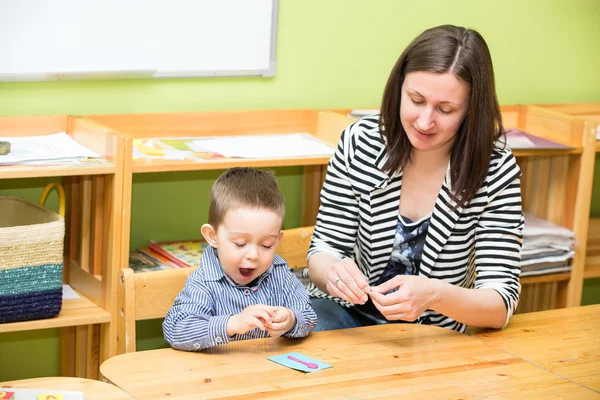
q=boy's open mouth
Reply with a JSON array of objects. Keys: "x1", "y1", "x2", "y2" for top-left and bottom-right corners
[{"x1": 239, "y1": 268, "x2": 254, "y2": 278}]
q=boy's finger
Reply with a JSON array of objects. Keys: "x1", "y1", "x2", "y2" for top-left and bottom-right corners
[{"x1": 250, "y1": 317, "x2": 266, "y2": 331}]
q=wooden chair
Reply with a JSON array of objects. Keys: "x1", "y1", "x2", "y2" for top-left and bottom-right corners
[{"x1": 116, "y1": 226, "x2": 314, "y2": 353}]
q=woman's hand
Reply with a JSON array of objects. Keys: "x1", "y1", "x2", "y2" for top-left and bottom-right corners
[
  {"x1": 369, "y1": 275, "x2": 438, "y2": 321},
  {"x1": 326, "y1": 258, "x2": 370, "y2": 305}
]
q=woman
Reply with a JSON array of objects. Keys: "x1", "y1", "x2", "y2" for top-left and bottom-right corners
[{"x1": 307, "y1": 25, "x2": 523, "y2": 333}]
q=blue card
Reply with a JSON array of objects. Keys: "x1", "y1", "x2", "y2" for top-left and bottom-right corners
[{"x1": 268, "y1": 351, "x2": 332, "y2": 373}]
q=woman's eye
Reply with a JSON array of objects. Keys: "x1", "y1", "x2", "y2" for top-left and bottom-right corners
[
  {"x1": 439, "y1": 108, "x2": 452, "y2": 115},
  {"x1": 411, "y1": 98, "x2": 424, "y2": 105}
]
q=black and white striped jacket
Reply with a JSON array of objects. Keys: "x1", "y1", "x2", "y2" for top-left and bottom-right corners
[{"x1": 307, "y1": 115, "x2": 523, "y2": 333}]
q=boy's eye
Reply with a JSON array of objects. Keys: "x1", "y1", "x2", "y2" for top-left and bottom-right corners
[
  {"x1": 261, "y1": 245, "x2": 273, "y2": 249},
  {"x1": 234, "y1": 243, "x2": 246, "y2": 248}
]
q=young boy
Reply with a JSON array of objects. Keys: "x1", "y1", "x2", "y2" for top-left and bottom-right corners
[{"x1": 163, "y1": 167, "x2": 317, "y2": 351}]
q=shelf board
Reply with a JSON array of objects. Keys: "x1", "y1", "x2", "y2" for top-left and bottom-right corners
[
  {"x1": 584, "y1": 262, "x2": 600, "y2": 279},
  {"x1": 0, "y1": 288, "x2": 110, "y2": 333},
  {"x1": 512, "y1": 147, "x2": 582, "y2": 157},
  {"x1": 521, "y1": 272, "x2": 571, "y2": 285},
  {"x1": 132, "y1": 155, "x2": 330, "y2": 173},
  {"x1": 0, "y1": 160, "x2": 115, "y2": 179}
]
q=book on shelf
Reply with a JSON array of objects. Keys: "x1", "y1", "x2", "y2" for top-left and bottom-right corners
[
  {"x1": 148, "y1": 240, "x2": 208, "y2": 269},
  {"x1": 129, "y1": 246, "x2": 182, "y2": 273},
  {"x1": 502, "y1": 129, "x2": 571, "y2": 150}
]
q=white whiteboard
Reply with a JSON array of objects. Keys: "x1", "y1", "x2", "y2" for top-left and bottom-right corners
[{"x1": 0, "y1": 0, "x2": 278, "y2": 82}]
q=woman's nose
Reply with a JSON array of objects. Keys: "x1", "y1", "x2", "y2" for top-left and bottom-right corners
[{"x1": 416, "y1": 108, "x2": 435, "y2": 131}]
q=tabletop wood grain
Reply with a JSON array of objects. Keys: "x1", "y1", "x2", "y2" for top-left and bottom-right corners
[
  {"x1": 101, "y1": 323, "x2": 598, "y2": 399},
  {"x1": 470, "y1": 304, "x2": 600, "y2": 392}
]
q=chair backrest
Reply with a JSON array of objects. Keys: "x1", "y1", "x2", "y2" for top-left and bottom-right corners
[{"x1": 116, "y1": 226, "x2": 314, "y2": 353}]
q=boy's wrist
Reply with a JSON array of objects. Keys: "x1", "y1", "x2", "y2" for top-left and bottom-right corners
[
  {"x1": 226, "y1": 314, "x2": 239, "y2": 337},
  {"x1": 285, "y1": 308, "x2": 297, "y2": 333}
]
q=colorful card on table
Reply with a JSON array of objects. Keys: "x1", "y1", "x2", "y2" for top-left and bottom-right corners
[
  {"x1": 268, "y1": 352, "x2": 331, "y2": 373},
  {"x1": 0, "y1": 391, "x2": 15, "y2": 400},
  {"x1": 37, "y1": 394, "x2": 64, "y2": 400}
]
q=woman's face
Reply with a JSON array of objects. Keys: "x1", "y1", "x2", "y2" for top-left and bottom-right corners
[{"x1": 400, "y1": 71, "x2": 470, "y2": 154}]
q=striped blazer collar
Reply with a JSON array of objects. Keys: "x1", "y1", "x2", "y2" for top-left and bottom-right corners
[{"x1": 419, "y1": 163, "x2": 464, "y2": 276}]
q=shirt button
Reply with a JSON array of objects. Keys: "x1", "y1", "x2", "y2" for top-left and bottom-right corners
[
  {"x1": 216, "y1": 336, "x2": 223, "y2": 343},
  {"x1": 244, "y1": 289, "x2": 250, "y2": 295},
  {"x1": 194, "y1": 343, "x2": 201, "y2": 349}
]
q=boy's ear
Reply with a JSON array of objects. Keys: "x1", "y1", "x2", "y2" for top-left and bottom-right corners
[
  {"x1": 201, "y1": 224, "x2": 218, "y2": 247},
  {"x1": 278, "y1": 230, "x2": 284, "y2": 242}
]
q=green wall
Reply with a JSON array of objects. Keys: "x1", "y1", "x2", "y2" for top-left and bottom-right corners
[{"x1": 1, "y1": 0, "x2": 599, "y2": 381}]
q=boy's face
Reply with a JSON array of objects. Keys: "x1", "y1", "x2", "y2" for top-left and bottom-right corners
[{"x1": 201, "y1": 207, "x2": 283, "y2": 285}]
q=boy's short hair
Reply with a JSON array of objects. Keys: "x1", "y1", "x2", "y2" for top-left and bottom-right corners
[{"x1": 208, "y1": 167, "x2": 285, "y2": 228}]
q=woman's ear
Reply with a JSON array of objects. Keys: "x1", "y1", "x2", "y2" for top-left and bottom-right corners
[{"x1": 201, "y1": 224, "x2": 218, "y2": 247}]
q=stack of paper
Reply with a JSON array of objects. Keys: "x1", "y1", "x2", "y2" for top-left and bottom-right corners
[
  {"x1": 520, "y1": 212, "x2": 575, "y2": 277},
  {"x1": 190, "y1": 133, "x2": 335, "y2": 159},
  {"x1": 0, "y1": 132, "x2": 101, "y2": 164},
  {"x1": 348, "y1": 109, "x2": 380, "y2": 119}
]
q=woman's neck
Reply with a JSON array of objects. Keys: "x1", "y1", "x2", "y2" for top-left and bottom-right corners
[{"x1": 408, "y1": 146, "x2": 451, "y2": 175}]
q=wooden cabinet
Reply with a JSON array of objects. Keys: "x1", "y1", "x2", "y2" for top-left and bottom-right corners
[
  {"x1": 536, "y1": 103, "x2": 600, "y2": 280},
  {"x1": 502, "y1": 105, "x2": 595, "y2": 311},
  {"x1": 0, "y1": 116, "x2": 125, "y2": 378}
]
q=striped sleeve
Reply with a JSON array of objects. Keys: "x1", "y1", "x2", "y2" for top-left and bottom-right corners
[
  {"x1": 308, "y1": 121, "x2": 360, "y2": 261},
  {"x1": 162, "y1": 270, "x2": 231, "y2": 351},
  {"x1": 281, "y1": 268, "x2": 317, "y2": 338},
  {"x1": 474, "y1": 149, "x2": 524, "y2": 327}
]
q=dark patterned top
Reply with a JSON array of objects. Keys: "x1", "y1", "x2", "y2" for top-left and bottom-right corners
[{"x1": 354, "y1": 214, "x2": 431, "y2": 323}]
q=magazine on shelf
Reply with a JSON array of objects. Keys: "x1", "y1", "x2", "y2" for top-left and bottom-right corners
[
  {"x1": 501, "y1": 129, "x2": 572, "y2": 150},
  {"x1": 148, "y1": 240, "x2": 208, "y2": 268},
  {"x1": 128, "y1": 247, "x2": 179, "y2": 273}
]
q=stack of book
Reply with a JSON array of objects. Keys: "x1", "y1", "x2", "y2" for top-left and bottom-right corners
[
  {"x1": 129, "y1": 240, "x2": 207, "y2": 273},
  {"x1": 521, "y1": 212, "x2": 575, "y2": 277}
]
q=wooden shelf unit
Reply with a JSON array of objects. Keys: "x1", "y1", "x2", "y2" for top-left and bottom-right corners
[
  {"x1": 536, "y1": 103, "x2": 600, "y2": 280},
  {"x1": 330, "y1": 105, "x2": 595, "y2": 313},
  {"x1": 85, "y1": 109, "x2": 355, "y2": 354},
  {"x1": 0, "y1": 115, "x2": 126, "y2": 379},
  {"x1": 87, "y1": 109, "x2": 355, "y2": 265}
]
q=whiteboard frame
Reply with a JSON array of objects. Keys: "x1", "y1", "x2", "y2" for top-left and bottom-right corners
[{"x1": 0, "y1": 0, "x2": 278, "y2": 82}]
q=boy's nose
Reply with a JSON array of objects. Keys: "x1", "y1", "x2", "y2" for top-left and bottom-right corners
[{"x1": 245, "y1": 246, "x2": 258, "y2": 260}]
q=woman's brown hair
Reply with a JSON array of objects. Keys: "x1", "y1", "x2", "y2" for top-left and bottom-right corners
[{"x1": 380, "y1": 24, "x2": 503, "y2": 207}]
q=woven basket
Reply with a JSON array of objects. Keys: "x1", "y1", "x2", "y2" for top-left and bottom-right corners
[{"x1": 0, "y1": 183, "x2": 65, "y2": 323}]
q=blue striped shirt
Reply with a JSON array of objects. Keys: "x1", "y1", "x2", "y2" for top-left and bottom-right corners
[{"x1": 163, "y1": 246, "x2": 317, "y2": 351}]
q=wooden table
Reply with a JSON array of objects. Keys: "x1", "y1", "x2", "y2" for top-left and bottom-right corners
[
  {"x1": 470, "y1": 304, "x2": 600, "y2": 392},
  {"x1": 0, "y1": 377, "x2": 133, "y2": 399},
  {"x1": 101, "y1": 323, "x2": 598, "y2": 399}
]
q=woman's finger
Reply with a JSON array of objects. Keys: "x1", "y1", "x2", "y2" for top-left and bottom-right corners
[{"x1": 330, "y1": 260, "x2": 369, "y2": 304}]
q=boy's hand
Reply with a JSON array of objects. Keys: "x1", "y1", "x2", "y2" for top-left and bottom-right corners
[
  {"x1": 264, "y1": 307, "x2": 296, "y2": 338},
  {"x1": 226, "y1": 304, "x2": 277, "y2": 336}
]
